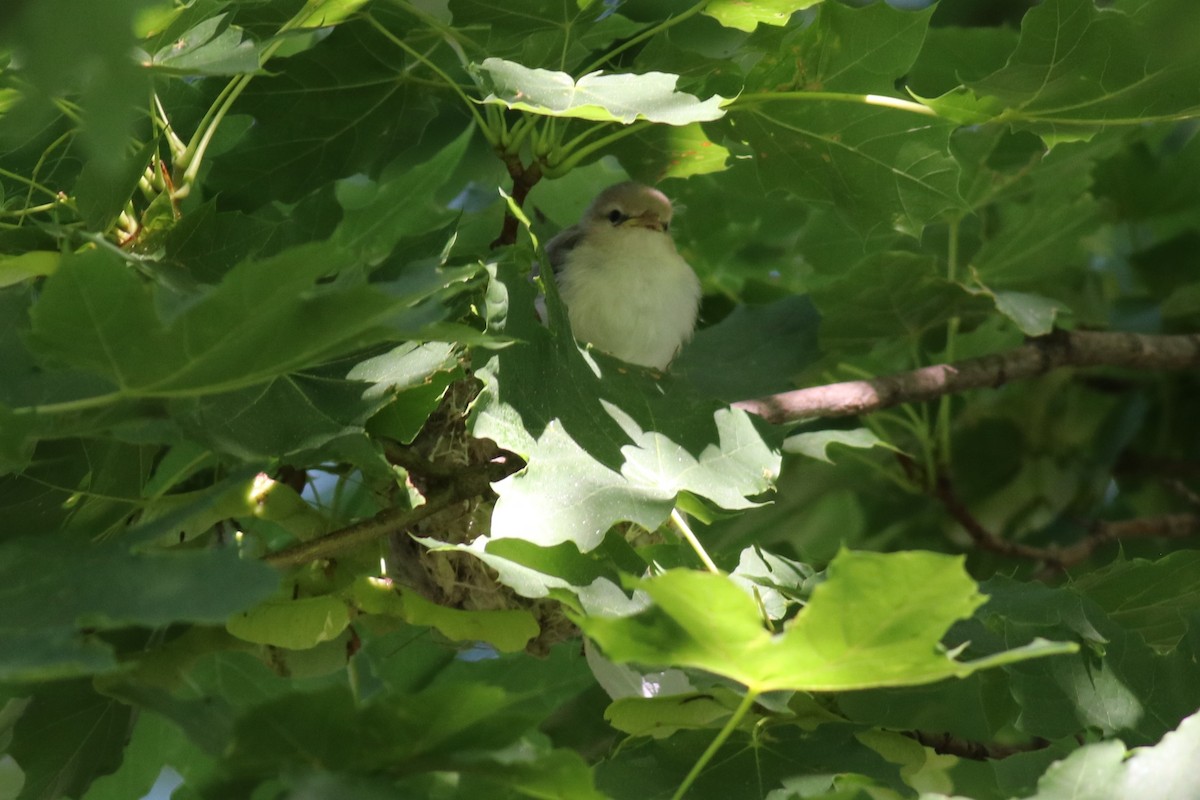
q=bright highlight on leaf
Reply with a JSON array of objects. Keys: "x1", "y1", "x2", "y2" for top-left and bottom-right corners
[
  {"x1": 476, "y1": 58, "x2": 726, "y2": 125},
  {"x1": 704, "y1": 0, "x2": 823, "y2": 32},
  {"x1": 578, "y1": 550, "x2": 1077, "y2": 693}
]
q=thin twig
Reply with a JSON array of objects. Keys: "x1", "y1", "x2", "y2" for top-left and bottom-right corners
[
  {"x1": 670, "y1": 508, "x2": 720, "y2": 574},
  {"x1": 913, "y1": 455, "x2": 1200, "y2": 571},
  {"x1": 264, "y1": 455, "x2": 522, "y2": 568},
  {"x1": 1164, "y1": 479, "x2": 1200, "y2": 508},
  {"x1": 1054, "y1": 513, "x2": 1200, "y2": 568},
  {"x1": 734, "y1": 330, "x2": 1200, "y2": 424}
]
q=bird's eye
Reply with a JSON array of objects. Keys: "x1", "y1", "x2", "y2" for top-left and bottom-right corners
[{"x1": 607, "y1": 209, "x2": 624, "y2": 224}]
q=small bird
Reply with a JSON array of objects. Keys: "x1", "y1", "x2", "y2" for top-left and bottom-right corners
[{"x1": 545, "y1": 182, "x2": 701, "y2": 371}]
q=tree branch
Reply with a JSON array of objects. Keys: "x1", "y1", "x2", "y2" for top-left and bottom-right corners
[
  {"x1": 734, "y1": 330, "x2": 1200, "y2": 424},
  {"x1": 904, "y1": 729, "x2": 1052, "y2": 761},
  {"x1": 917, "y1": 455, "x2": 1200, "y2": 571},
  {"x1": 1054, "y1": 513, "x2": 1200, "y2": 568},
  {"x1": 263, "y1": 454, "x2": 523, "y2": 568}
]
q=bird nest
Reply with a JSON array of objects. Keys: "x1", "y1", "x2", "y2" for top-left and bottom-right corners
[{"x1": 386, "y1": 376, "x2": 578, "y2": 656}]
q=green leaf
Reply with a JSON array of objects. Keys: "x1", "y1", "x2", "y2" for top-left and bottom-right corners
[
  {"x1": 578, "y1": 550, "x2": 1077, "y2": 693},
  {"x1": 80, "y1": 713, "x2": 215, "y2": 800},
  {"x1": 596, "y1": 722, "x2": 905, "y2": 799},
  {"x1": 0, "y1": 252, "x2": 59, "y2": 288},
  {"x1": 294, "y1": 0, "x2": 374, "y2": 29},
  {"x1": 811, "y1": 253, "x2": 984, "y2": 350},
  {"x1": 783, "y1": 428, "x2": 894, "y2": 463},
  {"x1": 989, "y1": 290, "x2": 1064, "y2": 336},
  {"x1": 735, "y1": 104, "x2": 965, "y2": 235},
  {"x1": 352, "y1": 577, "x2": 540, "y2": 653},
  {"x1": 4, "y1": 2, "x2": 1200, "y2": 795},
  {"x1": 403, "y1": 592, "x2": 538, "y2": 653},
  {"x1": 966, "y1": 0, "x2": 1200, "y2": 137},
  {"x1": 673, "y1": 295, "x2": 821, "y2": 401},
  {"x1": 177, "y1": 373, "x2": 382, "y2": 460},
  {"x1": 1023, "y1": 710, "x2": 1200, "y2": 800},
  {"x1": 605, "y1": 690, "x2": 739, "y2": 738},
  {"x1": 704, "y1": 0, "x2": 823, "y2": 32},
  {"x1": 74, "y1": 138, "x2": 158, "y2": 233},
  {"x1": 970, "y1": 193, "x2": 1102, "y2": 291},
  {"x1": 226, "y1": 595, "x2": 350, "y2": 649},
  {"x1": 4, "y1": 0, "x2": 152, "y2": 177},
  {"x1": 0, "y1": 540, "x2": 278, "y2": 632},
  {"x1": 1072, "y1": 551, "x2": 1200, "y2": 651},
  {"x1": 1162, "y1": 282, "x2": 1200, "y2": 319},
  {"x1": 477, "y1": 58, "x2": 726, "y2": 125},
  {"x1": 467, "y1": 261, "x2": 781, "y2": 553},
  {"x1": 211, "y1": 681, "x2": 601, "y2": 798},
  {"x1": 26, "y1": 242, "x2": 467, "y2": 401},
  {"x1": 0, "y1": 630, "x2": 119, "y2": 684},
  {"x1": 205, "y1": 19, "x2": 441, "y2": 205},
  {"x1": 447, "y1": 0, "x2": 648, "y2": 71},
  {"x1": 143, "y1": 14, "x2": 260, "y2": 76},
  {"x1": 333, "y1": 126, "x2": 472, "y2": 263},
  {"x1": 8, "y1": 681, "x2": 134, "y2": 800},
  {"x1": 974, "y1": 577, "x2": 1200, "y2": 744},
  {"x1": 608, "y1": 122, "x2": 732, "y2": 182},
  {"x1": 728, "y1": 546, "x2": 817, "y2": 621},
  {"x1": 748, "y1": 2, "x2": 934, "y2": 93},
  {"x1": 417, "y1": 536, "x2": 626, "y2": 608},
  {"x1": 0, "y1": 538, "x2": 279, "y2": 679},
  {"x1": 908, "y1": 26, "x2": 1020, "y2": 97}
]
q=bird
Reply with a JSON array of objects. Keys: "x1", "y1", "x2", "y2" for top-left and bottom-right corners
[{"x1": 544, "y1": 182, "x2": 701, "y2": 371}]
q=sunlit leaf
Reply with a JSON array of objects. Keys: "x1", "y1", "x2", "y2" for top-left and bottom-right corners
[
  {"x1": 578, "y1": 550, "x2": 1077, "y2": 693},
  {"x1": 704, "y1": 0, "x2": 823, "y2": 32},
  {"x1": 143, "y1": 14, "x2": 260, "y2": 75},
  {"x1": 783, "y1": 428, "x2": 894, "y2": 463},
  {"x1": 226, "y1": 595, "x2": 350, "y2": 649},
  {"x1": 467, "y1": 261, "x2": 781, "y2": 553},
  {"x1": 477, "y1": 58, "x2": 726, "y2": 125}
]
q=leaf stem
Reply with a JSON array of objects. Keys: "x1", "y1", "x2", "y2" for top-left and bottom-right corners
[
  {"x1": 17, "y1": 130, "x2": 74, "y2": 220},
  {"x1": 0, "y1": 198, "x2": 71, "y2": 218},
  {"x1": 0, "y1": 167, "x2": 63, "y2": 204},
  {"x1": 936, "y1": 217, "x2": 962, "y2": 470},
  {"x1": 177, "y1": 74, "x2": 253, "y2": 195},
  {"x1": 10, "y1": 392, "x2": 126, "y2": 416},
  {"x1": 672, "y1": 688, "x2": 759, "y2": 800},
  {"x1": 670, "y1": 508, "x2": 719, "y2": 574},
  {"x1": 152, "y1": 92, "x2": 188, "y2": 162},
  {"x1": 544, "y1": 121, "x2": 650, "y2": 177},
  {"x1": 506, "y1": 115, "x2": 535, "y2": 153},
  {"x1": 559, "y1": 121, "x2": 617, "y2": 157},
  {"x1": 735, "y1": 91, "x2": 939, "y2": 117}
]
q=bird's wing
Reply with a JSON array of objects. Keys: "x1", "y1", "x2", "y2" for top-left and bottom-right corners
[{"x1": 544, "y1": 224, "x2": 586, "y2": 274}]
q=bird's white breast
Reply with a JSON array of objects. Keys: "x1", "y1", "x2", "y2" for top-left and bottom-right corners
[{"x1": 557, "y1": 228, "x2": 701, "y2": 370}]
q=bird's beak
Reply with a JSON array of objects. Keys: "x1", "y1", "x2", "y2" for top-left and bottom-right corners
[{"x1": 625, "y1": 214, "x2": 667, "y2": 232}]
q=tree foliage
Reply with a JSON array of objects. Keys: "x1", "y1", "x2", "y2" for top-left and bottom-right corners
[{"x1": 2, "y1": 0, "x2": 1199, "y2": 798}]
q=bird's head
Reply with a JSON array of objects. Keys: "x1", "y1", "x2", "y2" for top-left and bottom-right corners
[{"x1": 581, "y1": 182, "x2": 674, "y2": 235}]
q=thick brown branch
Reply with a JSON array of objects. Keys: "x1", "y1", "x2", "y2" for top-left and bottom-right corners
[
  {"x1": 905, "y1": 730, "x2": 1051, "y2": 761},
  {"x1": 734, "y1": 330, "x2": 1200, "y2": 424},
  {"x1": 263, "y1": 455, "x2": 523, "y2": 568},
  {"x1": 490, "y1": 156, "x2": 542, "y2": 249}
]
